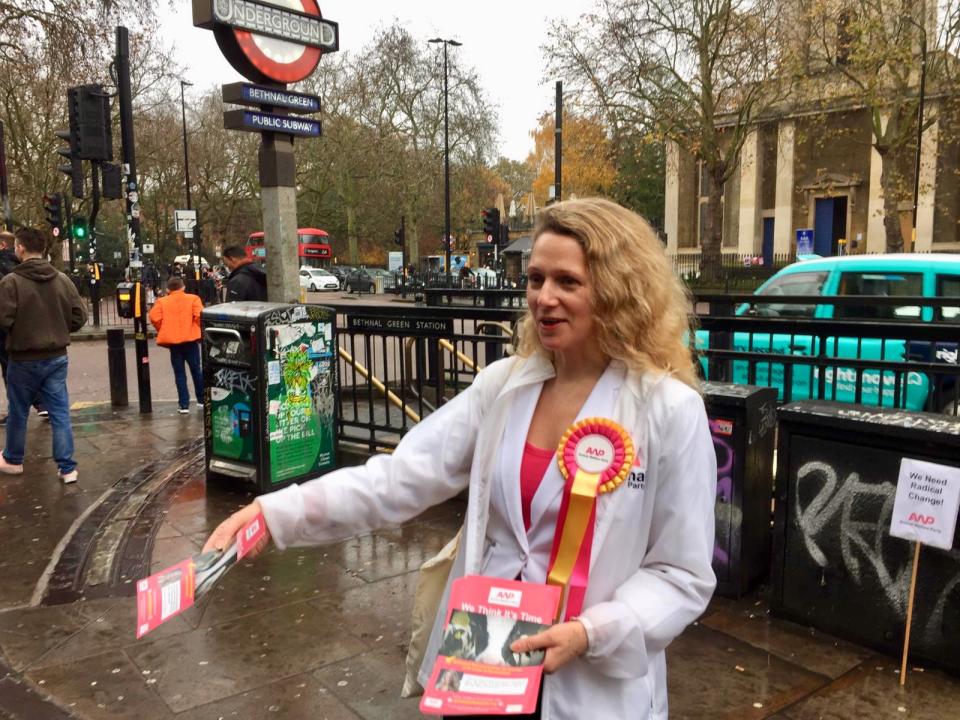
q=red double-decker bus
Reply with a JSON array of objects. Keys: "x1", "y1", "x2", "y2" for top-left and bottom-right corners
[{"x1": 246, "y1": 228, "x2": 333, "y2": 267}]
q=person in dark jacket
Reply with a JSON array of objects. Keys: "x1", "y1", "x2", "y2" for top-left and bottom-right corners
[
  {"x1": 0, "y1": 227, "x2": 87, "y2": 483},
  {"x1": 221, "y1": 245, "x2": 267, "y2": 302}
]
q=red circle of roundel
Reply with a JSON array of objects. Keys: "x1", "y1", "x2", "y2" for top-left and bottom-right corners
[{"x1": 234, "y1": 0, "x2": 323, "y2": 84}]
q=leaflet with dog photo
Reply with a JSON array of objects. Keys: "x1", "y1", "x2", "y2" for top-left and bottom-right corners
[{"x1": 420, "y1": 575, "x2": 561, "y2": 716}]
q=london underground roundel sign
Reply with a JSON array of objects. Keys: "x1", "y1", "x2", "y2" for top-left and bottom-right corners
[{"x1": 195, "y1": 0, "x2": 339, "y2": 85}]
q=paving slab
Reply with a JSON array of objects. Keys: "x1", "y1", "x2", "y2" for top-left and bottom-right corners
[
  {"x1": 124, "y1": 600, "x2": 369, "y2": 713},
  {"x1": 777, "y1": 662, "x2": 960, "y2": 719},
  {"x1": 667, "y1": 622, "x2": 829, "y2": 719},
  {"x1": 173, "y1": 670, "x2": 361, "y2": 720},
  {"x1": 24, "y1": 649, "x2": 174, "y2": 720}
]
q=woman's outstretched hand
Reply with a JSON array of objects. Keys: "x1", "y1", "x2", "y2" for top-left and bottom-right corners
[
  {"x1": 509, "y1": 619, "x2": 589, "y2": 674},
  {"x1": 202, "y1": 500, "x2": 271, "y2": 558}
]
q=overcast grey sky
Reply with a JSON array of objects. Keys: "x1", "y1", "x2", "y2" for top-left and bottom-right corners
[{"x1": 158, "y1": 0, "x2": 597, "y2": 162}]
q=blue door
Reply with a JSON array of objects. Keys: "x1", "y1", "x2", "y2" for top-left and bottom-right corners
[
  {"x1": 762, "y1": 218, "x2": 775, "y2": 266},
  {"x1": 814, "y1": 198, "x2": 835, "y2": 256}
]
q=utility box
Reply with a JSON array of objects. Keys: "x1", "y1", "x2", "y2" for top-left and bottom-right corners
[
  {"x1": 116, "y1": 282, "x2": 136, "y2": 319},
  {"x1": 201, "y1": 302, "x2": 337, "y2": 494},
  {"x1": 771, "y1": 401, "x2": 960, "y2": 675},
  {"x1": 703, "y1": 383, "x2": 778, "y2": 598}
]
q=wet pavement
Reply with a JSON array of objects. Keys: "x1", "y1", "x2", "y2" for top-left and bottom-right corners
[{"x1": 1, "y1": 403, "x2": 960, "y2": 718}]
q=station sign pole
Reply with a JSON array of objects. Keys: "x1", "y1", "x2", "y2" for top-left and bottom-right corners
[{"x1": 193, "y1": 0, "x2": 338, "y2": 304}]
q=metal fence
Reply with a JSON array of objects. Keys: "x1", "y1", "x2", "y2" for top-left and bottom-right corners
[
  {"x1": 330, "y1": 293, "x2": 958, "y2": 450},
  {"x1": 668, "y1": 252, "x2": 794, "y2": 289},
  {"x1": 330, "y1": 302, "x2": 520, "y2": 451}
]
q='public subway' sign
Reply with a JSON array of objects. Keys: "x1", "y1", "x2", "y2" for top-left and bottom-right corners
[
  {"x1": 193, "y1": 0, "x2": 339, "y2": 84},
  {"x1": 223, "y1": 109, "x2": 322, "y2": 137}
]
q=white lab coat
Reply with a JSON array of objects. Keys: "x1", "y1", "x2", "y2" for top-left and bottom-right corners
[{"x1": 259, "y1": 352, "x2": 717, "y2": 719}]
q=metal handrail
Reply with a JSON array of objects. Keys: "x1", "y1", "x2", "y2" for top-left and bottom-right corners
[
  {"x1": 337, "y1": 346, "x2": 421, "y2": 423},
  {"x1": 438, "y1": 338, "x2": 477, "y2": 371}
]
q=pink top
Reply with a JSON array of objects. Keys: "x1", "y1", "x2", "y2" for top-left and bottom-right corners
[{"x1": 520, "y1": 442, "x2": 554, "y2": 531}]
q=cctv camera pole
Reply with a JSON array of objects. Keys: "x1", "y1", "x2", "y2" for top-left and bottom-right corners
[{"x1": 117, "y1": 25, "x2": 151, "y2": 414}]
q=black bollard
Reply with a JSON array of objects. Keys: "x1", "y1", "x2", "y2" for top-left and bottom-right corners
[{"x1": 107, "y1": 328, "x2": 129, "y2": 407}]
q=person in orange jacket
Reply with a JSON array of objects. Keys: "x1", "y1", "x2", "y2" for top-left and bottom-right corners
[{"x1": 149, "y1": 275, "x2": 204, "y2": 414}]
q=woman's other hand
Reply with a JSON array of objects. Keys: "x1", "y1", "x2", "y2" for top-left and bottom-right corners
[
  {"x1": 509, "y1": 620, "x2": 588, "y2": 674},
  {"x1": 202, "y1": 500, "x2": 271, "y2": 558}
]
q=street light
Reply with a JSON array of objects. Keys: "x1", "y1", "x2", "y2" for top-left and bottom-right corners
[
  {"x1": 428, "y1": 37, "x2": 461, "y2": 284},
  {"x1": 908, "y1": 17, "x2": 927, "y2": 253},
  {"x1": 179, "y1": 79, "x2": 200, "y2": 279}
]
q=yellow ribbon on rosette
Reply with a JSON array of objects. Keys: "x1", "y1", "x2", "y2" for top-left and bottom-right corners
[{"x1": 546, "y1": 417, "x2": 634, "y2": 620}]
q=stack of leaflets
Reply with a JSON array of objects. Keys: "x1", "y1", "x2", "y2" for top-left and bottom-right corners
[
  {"x1": 135, "y1": 511, "x2": 266, "y2": 639},
  {"x1": 420, "y1": 575, "x2": 561, "y2": 716}
]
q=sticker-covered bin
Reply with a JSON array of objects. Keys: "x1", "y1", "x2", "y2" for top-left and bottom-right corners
[{"x1": 201, "y1": 302, "x2": 336, "y2": 493}]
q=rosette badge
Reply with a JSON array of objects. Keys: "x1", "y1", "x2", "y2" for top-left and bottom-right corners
[
  {"x1": 547, "y1": 418, "x2": 634, "y2": 619},
  {"x1": 559, "y1": 418, "x2": 634, "y2": 493}
]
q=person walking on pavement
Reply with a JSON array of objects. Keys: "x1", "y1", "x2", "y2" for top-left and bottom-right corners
[
  {"x1": 149, "y1": 275, "x2": 204, "y2": 414},
  {"x1": 221, "y1": 246, "x2": 267, "y2": 302},
  {"x1": 0, "y1": 227, "x2": 87, "y2": 483}
]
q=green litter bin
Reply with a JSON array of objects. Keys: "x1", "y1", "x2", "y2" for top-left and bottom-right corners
[{"x1": 202, "y1": 302, "x2": 337, "y2": 493}]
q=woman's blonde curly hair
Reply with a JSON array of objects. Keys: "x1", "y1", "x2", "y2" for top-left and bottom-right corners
[{"x1": 516, "y1": 198, "x2": 699, "y2": 389}]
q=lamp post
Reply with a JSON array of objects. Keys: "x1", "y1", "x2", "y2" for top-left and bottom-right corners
[
  {"x1": 428, "y1": 37, "x2": 461, "y2": 284},
  {"x1": 179, "y1": 79, "x2": 200, "y2": 280},
  {"x1": 910, "y1": 21, "x2": 927, "y2": 252}
]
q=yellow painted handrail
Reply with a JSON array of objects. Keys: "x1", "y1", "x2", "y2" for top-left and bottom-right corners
[{"x1": 337, "y1": 346, "x2": 421, "y2": 423}]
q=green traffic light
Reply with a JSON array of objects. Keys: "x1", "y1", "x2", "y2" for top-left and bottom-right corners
[{"x1": 72, "y1": 219, "x2": 88, "y2": 239}]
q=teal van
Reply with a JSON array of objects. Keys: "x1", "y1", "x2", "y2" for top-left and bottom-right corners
[{"x1": 696, "y1": 254, "x2": 960, "y2": 413}]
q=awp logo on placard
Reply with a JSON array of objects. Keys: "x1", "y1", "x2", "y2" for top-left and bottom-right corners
[
  {"x1": 488, "y1": 587, "x2": 522, "y2": 608},
  {"x1": 584, "y1": 447, "x2": 607, "y2": 458},
  {"x1": 908, "y1": 512, "x2": 937, "y2": 525}
]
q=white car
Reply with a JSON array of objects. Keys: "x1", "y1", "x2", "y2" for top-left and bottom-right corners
[{"x1": 299, "y1": 267, "x2": 340, "y2": 292}]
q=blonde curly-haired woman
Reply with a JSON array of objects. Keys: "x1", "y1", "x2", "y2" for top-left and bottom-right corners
[{"x1": 205, "y1": 198, "x2": 716, "y2": 719}]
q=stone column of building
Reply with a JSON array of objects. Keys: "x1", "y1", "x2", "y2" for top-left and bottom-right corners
[
  {"x1": 773, "y1": 121, "x2": 795, "y2": 255},
  {"x1": 737, "y1": 128, "x2": 761, "y2": 254},
  {"x1": 664, "y1": 140, "x2": 680, "y2": 252},
  {"x1": 915, "y1": 101, "x2": 939, "y2": 252},
  {"x1": 866, "y1": 113, "x2": 888, "y2": 253}
]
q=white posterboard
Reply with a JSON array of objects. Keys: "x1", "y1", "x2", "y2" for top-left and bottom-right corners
[
  {"x1": 890, "y1": 458, "x2": 960, "y2": 550},
  {"x1": 174, "y1": 209, "x2": 197, "y2": 233}
]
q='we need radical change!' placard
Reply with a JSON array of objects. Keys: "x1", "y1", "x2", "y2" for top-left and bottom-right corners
[{"x1": 890, "y1": 458, "x2": 960, "y2": 550}]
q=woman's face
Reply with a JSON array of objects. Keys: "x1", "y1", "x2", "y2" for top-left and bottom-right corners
[{"x1": 526, "y1": 232, "x2": 597, "y2": 355}]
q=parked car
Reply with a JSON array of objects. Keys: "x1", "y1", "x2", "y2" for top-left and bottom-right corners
[
  {"x1": 367, "y1": 268, "x2": 397, "y2": 291},
  {"x1": 299, "y1": 267, "x2": 340, "y2": 292},
  {"x1": 343, "y1": 268, "x2": 375, "y2": 293},
  {"x1": 329, "y1": 265, "x2": 354, "y2": 284},
  {"x1": 696, "y1": 254, "x2": 960, "y2": 412}
]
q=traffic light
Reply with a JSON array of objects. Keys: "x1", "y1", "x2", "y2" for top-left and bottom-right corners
[
  {"x1": 101, "y1": 162, "x2": 122, "y2": 199},
  {"x1": 482, "y1": 207, "x2": 500, "y2": 241},
  {"x1": 55, "y1": 134, "x2": 83, "y2": 200},
  {"x1": 43, "y1": 192, "x2": 63, "y2": 228},
  {"x1": 73, "y1": 84, "x2": 112, "y2": 161},
  {"x1": 72, "y1": 216, "x2": 89, "y2": 241},
  {"x1": 394, "y1": 227, "x2": 403, "y2": 245}
]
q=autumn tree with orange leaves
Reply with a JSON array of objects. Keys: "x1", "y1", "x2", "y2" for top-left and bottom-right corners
[{"x1": 528, "y1": 111, "x2": 615, "y2": 206}]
